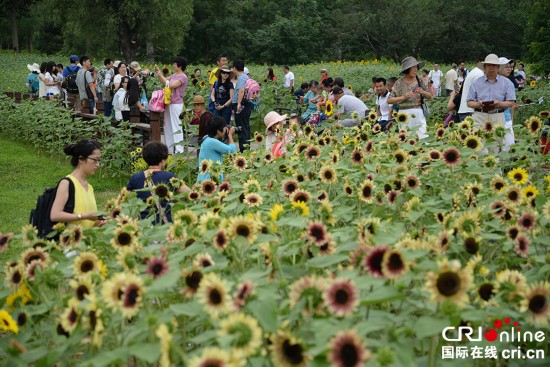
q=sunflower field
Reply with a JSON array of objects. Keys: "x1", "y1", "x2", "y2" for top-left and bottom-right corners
[{"x1": 1, "y1": 52, "x2": 550, "y2": 366}]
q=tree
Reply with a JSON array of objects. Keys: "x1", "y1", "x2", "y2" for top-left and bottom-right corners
[{"x1": 524, "y1": 0, "x2": 550, "y2": 74}]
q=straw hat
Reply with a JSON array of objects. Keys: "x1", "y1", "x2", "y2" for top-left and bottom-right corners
[
  {"x1": 264, "y1": 111, "x2": 287, "y2": 135},
  {"x1": 129, "y1": 61, "x2": 141, "y2": 71},
  {"x1": 215, "y1": 65, "x2": 232, "y2": 79},
  {"x1": 192, "y1": 95, "x2": 206, "y2": 105},
  {"x1": 480, "y1": 54, "x2": 502, "y2": 65},
  {"x1": 400, "y1": 56, "x2": 424, "y2": 74}
]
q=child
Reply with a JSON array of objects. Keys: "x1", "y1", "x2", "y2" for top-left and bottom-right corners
[{"x1": 264, "y1": 111, "x2": 303, "y2": 158}]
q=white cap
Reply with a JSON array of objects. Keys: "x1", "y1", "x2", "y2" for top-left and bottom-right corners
[
  {"x1": 244, "y1": 67, "x2": 250, "y2": 75},
  {"x1": 498, "y1": 57, "x2": 512, "y2": 64}
]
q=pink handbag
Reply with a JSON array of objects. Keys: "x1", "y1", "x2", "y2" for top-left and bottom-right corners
[{"x1": 148, "y1": 89, "x2": 165, "y2": 112}]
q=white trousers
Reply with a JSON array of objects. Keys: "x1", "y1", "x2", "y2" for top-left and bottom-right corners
[
  {"x1": 400, "y1": 108, "x2": 428, "y2": 139},
  {"x1": 164, "y1": 103, "x2": 184, "y2": 153}
]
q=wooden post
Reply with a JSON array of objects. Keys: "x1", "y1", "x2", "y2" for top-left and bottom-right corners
[{"x1": 150, "y1": 111, "x2": 162, "y2": 142}]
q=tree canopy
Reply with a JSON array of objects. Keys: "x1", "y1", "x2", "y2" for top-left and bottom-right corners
[{"x1": 0, "y1": 0, "x2": 548, "y2": 72}]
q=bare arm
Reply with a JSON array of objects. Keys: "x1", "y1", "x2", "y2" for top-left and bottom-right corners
[{"x1": 50, "y1": 179, "x2": 97, "y2": 223}]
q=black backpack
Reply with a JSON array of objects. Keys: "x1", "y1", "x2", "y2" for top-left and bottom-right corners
[
  {"x1": 64, "y1": 66, "x2": 80, "y2": 94},
  {"x1": 30, "y1": 178, "x2": 75, "y2": 239}
]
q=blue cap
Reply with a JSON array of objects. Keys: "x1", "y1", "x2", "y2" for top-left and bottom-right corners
[{"x1": 70, "y1": 55, "x2": 79, "y2": 62}]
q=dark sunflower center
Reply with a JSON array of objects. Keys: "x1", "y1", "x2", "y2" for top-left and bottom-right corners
[
  {"x1": 395, "y1": 154, "x2": 404, "y2": 163},
  {"x1": 478, "y1": 283, "x2": 494, "y2": 301},
  {"x1": 216, "y1": 233, "x2": 226, "y2": 247},
  {"x1": 17, "y1": 312, "x2": 27, "y2": 326},
  {"x1": 237, "y1": 160, "x2": 245, "y2": 167},
  {"x1": 495, "y1": 182, "x2": 504, "y2": 190},
  {"x1": 89, "y1": 311, "x2": 97, "y2": 330},
  {"x1": 236, "y1": 224, "x2": 250, "y2": 237},
  {"x1": 295, "y1": 194, "x2": 308, "y2": 202},
  {"x1": 311, "y1": 226, "x2": 324, "y2": 241},
  {"x1": 68, "y1": 309, "x2": 77, "y2": 324},
  {"x1": 186, "y1": 271, "x2": 203, "y2": 289},
  {"x1": 445, "y1": 152, "x2": 457, "y2": 162},
  {"x1": 117, "y1": 232, "x2": 132, "y2": 246},
  {"x1": 353, "y1": 153, "x2": 362, "y2": 161},
  {"x1": 362, "y1": 186, "x2": 372, "y2": 198},
  {"x1": 155, "y1": 185, "x2": 168, "y2": 198},
  {"x1": 408, "y1": 179, "x2": 416, "y2": 187},
  {"x1": 521, "y1": 218, "x2": 532, "y2": 228},
  {"x1": 514, "y1": 173, "x2": 523, "y2": 181},
  {"x1": 464, "y1": 237, "x2": 479, "y2": 254},
  {"x1": 345, "y1": 187, "x2": 353, "y2": 194},
  {"x1": 125, "y1": 286, "x2": 139, "y2": 306},
  {"x1": 27, "y1": 254, "x2": 42, "y2": 264},
  {"x1": 335, "y1": 288, "x2": 350, "y2": 304},
  {"x1": 528, "y1": 295, "x2": 547, "y2": 314},
  {"x1": 204, "y1": 183, "x2": 214, "y2": 192},
  {"x1": 152, "y1": 263, "x2": 164, "y2": 275},
  {"x1": 388, "y1": 253, "x2": 404, "y2": 271},
  {"x1": 76, "y1": 285, "x2": 90, "y2": 300},
  {"x1": 324, "y1": 171, "x2": 333, "y2": 179},
  {"x1": 341, "y1": 343, "x2": 359, "y2": 366},
  {"x1": 508, "y1": 191, "x2": 518, "y2": 201},
  {"x1": 73, "y1": 229, "x2": 82, "y2": 242},
  {"x1": 282, "y1": 340, "x2": 304, "y2": 364},
  {"x1": 209, "y1": 289, "x2": 222, "y2": 305},
  {"x1": 368, "y1": 251, "x2": 384, "y2": 273},
  {"x1": 81, "y1": 260, "x2": 94, "y2": 273},
  {"x1": 436, "y1": 271, "x2": 461, "y2": 296},
  {"x1": 0, "y1": 236, "x2": 7, "y2": 246},
  {"x1": 467, "y1": 139, "x2": 478, "y2": 148}
]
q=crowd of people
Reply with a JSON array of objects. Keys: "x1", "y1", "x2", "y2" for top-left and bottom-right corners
[{"x1": 44, "y1": 51, "x2": 534, "y2": 231}]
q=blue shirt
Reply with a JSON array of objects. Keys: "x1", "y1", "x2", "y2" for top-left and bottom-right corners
[
  {"x1": 62, "y1": 65, "x2": 80, "y2": 78},
  {"x1": 127, "y1": 170, "x2": 177, "y2": 222},
  {"x1": 197, "y1": 137, "x2": 237, "y2": 181},
  {"x1": 232, "y1": 74, "x2": 249, "y2": 104},
  {"x1": 467, "y1": 75, "x2": 516, "y2": 103}
]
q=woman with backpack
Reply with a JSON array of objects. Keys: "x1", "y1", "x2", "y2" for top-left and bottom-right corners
[
  {"x1": 121, "y1": 78, "x2": 148, "y2": 123},
  {"x1": 210, "y1": 65, "x2": 234, "y2": 126},
  {"x1": 50, "y1": 139, "x2": 105, "y2": 228}
]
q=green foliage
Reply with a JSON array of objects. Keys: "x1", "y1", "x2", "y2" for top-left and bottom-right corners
[{"x1": 524, "y1": 0, "x2": 550, "y2": 75}]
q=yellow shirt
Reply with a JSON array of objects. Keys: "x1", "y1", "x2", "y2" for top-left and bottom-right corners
[
  {"x1": 67, "y1": 175, "x2": 97, "y2": 228},
  {"x1": 209, "y1": 67, "x2": 218, "y2": 86}
]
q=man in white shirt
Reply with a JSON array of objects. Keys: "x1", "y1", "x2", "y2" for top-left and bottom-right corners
[
  {"x1": 374, "y1": 77, "x2": 393, "y2": 131},
  {"x1": 428, "y1": 64, "x2": 442, "y2": 96},
  {"x1": 332, "y1": 87, "x2": 369, "y2": 127},
  {"x1": 458, "y1": 66, "x2": 484, "y2": 121},
  {"x1": 283, "y1": 65, "x2": 294, "y2": 90},
  {"x1": 445, "y1": 64, "x2": 458, "y2": 96}
]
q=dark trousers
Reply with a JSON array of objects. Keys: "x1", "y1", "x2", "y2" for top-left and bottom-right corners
[
  {"x1": 104, "y1": 101, "x2": 112, "y2": 117},
  {"x1": 213, "y1": 105, "x2": 232, "y2": 126},
  {"x1": 233, "y1": 102, "x2": 252, "y2": 152}
]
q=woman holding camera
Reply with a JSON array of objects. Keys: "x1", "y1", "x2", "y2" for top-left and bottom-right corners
[
  {"x1": 155, "y1": 56, "x2": 188, "y2": 154},
  {"x1": 197, "y1": 116, "x2": 237, "y2": 182},
  {"x1": 210, "y1": 65, "x2": 234, "y2": 126}
]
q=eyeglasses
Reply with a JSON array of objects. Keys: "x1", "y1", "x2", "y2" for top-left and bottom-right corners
[
  {"x1": 221, "y1": 71, "x2": 230, "y2": 75},
  {"x1": 87, "y1": 157, "x2": 101, "y2": 164}
]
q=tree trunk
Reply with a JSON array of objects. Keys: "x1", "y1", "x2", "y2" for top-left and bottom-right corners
[
  {"x1": 11, "y1": 9, "x2": 19, "y2": 53},
  {"x1": 118, "y1": 20, "x2": 136, "y2": 61}
]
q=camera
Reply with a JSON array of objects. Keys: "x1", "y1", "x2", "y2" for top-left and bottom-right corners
[
  {"x1": 233, "y1": 126, "x2": 244, "y2": 133},
  {"x1": 140, "y1": 71, "x2": 153, "y2": 78}
]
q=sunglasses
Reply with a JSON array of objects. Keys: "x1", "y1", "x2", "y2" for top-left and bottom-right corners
[{"x1": 221, "y1": 71, "x2": 230, "y2": 75}]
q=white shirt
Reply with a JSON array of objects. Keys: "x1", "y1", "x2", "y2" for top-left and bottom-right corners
[
  {"x1": 429, "y1": 69, "x2": 442, "y2": 87},
  {"x1": 113, "y1": 89, "x2": 126, "y2": 121},
  {"x1": 284, "y1": 71, "x2": 295, "y2": 88},
  {"x1": 458, "y1": 67, "x2": 484, "y2": 114},
  {"x1": 337, "y1": 95, "x2": 369, "y2": 117},
  {"x1": 45, "y1": 72, "x2": 59, "y2": 95},
  {"x1": 376, "y1": 91, "x2": 391, "y2": 121},
  {"x1": 445, "y1": 69, "x2": 457, "y2": 90}
]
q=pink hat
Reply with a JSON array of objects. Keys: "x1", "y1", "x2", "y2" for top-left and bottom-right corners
[{"x1": 264, "y1": 111, "x2": 287, "y2": 135}]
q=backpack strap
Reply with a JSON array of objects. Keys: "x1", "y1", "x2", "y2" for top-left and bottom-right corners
[{"x1": 60, "y1": 177, "x2": 76, "y2": 214}]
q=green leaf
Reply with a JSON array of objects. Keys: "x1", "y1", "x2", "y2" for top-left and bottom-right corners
[
  {"x1": 80, "y1": 347, "x2": 129, "y2": 367},
  {"x1": 170, "y1": 301, "x2": 203, "y2": 317},
  {"x1": 362, "y1": 286, "x2": 404, "y2": 305},
  {"x1": 414, "y1": 316, "x2": 449, "y2": 338},
  {"x1": 129, "y1": 343, "x2": 161, "y2": 363},
  {"x1": 148, "y1": 269, "x2": 180, "y2": 292},
  {"x1": 307, "y1": 254, "x2": 347, "y2": 268},
  {"x1": 249, "y1": 296, "x2": 278, "y2": 332}
]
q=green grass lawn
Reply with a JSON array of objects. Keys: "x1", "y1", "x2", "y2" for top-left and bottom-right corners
[{"x1": 0, "y1": 136, "x2": 128, "y2": 234}]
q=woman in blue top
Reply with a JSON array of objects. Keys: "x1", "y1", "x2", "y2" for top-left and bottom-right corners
[
  {"x1": 302, "y1": 80, "x2": 322, "y2": 122},
  {"x1": 198, "y1": 116, "x2": 237, "y2": 182},
  {"x1": 127, "y1": 141, "x2": 190, "y2": 223}
]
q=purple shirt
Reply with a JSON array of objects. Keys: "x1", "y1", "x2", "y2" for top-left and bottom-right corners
[
  {"x1": 169, "y1": 73, "x2": 188, "y2": 104},
  {"x1": 467, "y1": 75, "x2": 516, "y2": 103}
]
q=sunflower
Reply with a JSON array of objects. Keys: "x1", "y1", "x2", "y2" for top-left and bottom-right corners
[
  {"x1": 522, "y1": 185, "x2": 539, "y2": 199},
  {"x1": 505, "y1": 186, "x2": 523, "y2": 204},
  {"x1": 188, "y1": 347, "x2": 234, "y2": 367},
  {"x1": 324, "y1": 278, "x2": 359, "y2": 317},
  {"x1": 358, "y1": 180, "x2": 375, "y2": 203},
  {"x1": 118, "y1": 273, "x2": 145, "y2": 318},
  {"x1": 463, "y1": 135, "x2": 483, "y2": 151},
  {"x1": 426, "y1": 259, "x2": 473, "y2": 307},
  {"x1": 269, "y1": 203, "x2": 284, "y2": 222},
  {"x1": 381, "y1": 249, "x2": 408, "y2": 278},
  {"x1": 70, "y1": 276, "x2": 93, "y2": 301},
  {"x1": 518, "y1": 212, "x2": 536, "y2": 231},
  {"x1": 305, "y1": 146, "x2": 321, "y2": 161},
  {"x1": 543, "y1": 201, "x2": 550, "y2": 221},
  {"x1": 396, "y1": 112, "x2": 409, "y2": 124},
  {"x1": 387, "y1": 190, "x2": 399, "y2": 205},
  {"x1": 436, "y1": 127, "x2": 446, "y2": 139},
  {"x1": 325, "y1": 100, "x2": 334, "y2": 116},
  {"x1": 101, "y1": 272, "x2": 127, "y2": 310},
  {"x1": 173, "y1": 209, "x2": 198, "y2": 226},
  {"x1": 218, "y1": 313, "x2": 262, "y2": 358},
  {"x1": 476, "y1": 282, "x2": 496, "y2": 304},
  {"x1": 167, "y1": 220, "x2": 186, "y2": 243},
  {"x1": 73, "y1": 252, "x2": 100, "y2": 277},
  {"x1": 232, "y1": 279, "x2": 255, "y2": 310},
  {"x1": 21, "y1": 247, "x2": 49, "y2": 268},
  {"x1": 288, "y1": 276, "x2": 326, "y2": 316},
  {"x1": 520, "y1": 282, "x2": 550, "y2": 326},
  {"x1": 182, "y1": 270, "x2": 203, "y2": 298},
  {"x1": 197, "y1": 273, "x2": 231, "y2": 319},
  {"x1": 60, "y1": 298, "x2": 80, "y2": 334},
  {"x1": 0, "y1": 310, "x2": 19, "y2": 334},
  {"x1": 202, "y1": 180, "x2": 217, "y2": 195},
  {"x1": 0, "y1": 233, "x2": 13, "y2": 253},
  {"x1": 526, "y1": 116, "x2": 542, "y2": 135},
  {"x1": 319, "y1": 166, "x2": 338, "y2": 184},
  {"x1": 291, "y1": 190, "x2": 311, "y2": 204},
  {"x1": 234, "y1": 157, "x2": 248, "y2": 171},
  {"x1": 282, "y1": 180, "x2": 299, "y2": 196},
  {"x1": 254, "y1": 132, "x2": 264, "y2": 144},
  {"x1": 228, "y1": 216, "x2": 259, "y2": 243},
  {"x1": 393, "y1": 149, "x2": 407, "y2": 164},
  {"x1": 294, "y1": 142, "x2": 310, "y2": 155},
  {"x1": 270, "y1": 330, "x2": 310, "y2": 367},
  {"x1": 111, "y1": 228, "x2": 137, "y2": 249},
  {"x1": 244, "y1": 193, "x2": 263, "y2": 207},
  {"x1": 213, "y1": 230, "x2": 228, "y2": 250},
  {"x1": 292, "y1": 201, "x2": 310, "y2": 216},
  {"x1": 5, "y1": 265, "x2": 24, "y2": 289},
  {"x1": 514, "y1": 233, "x2": 530, "y2": 257},
  {"x1": 454, "y1": 210, "x2": 481, "y2": 235},
  {"x1": 362, "y1": 246, "x2": 388, "y2": 277},
  {"x1": 404, "y1": 175, "x2": 421, "y2": 190},
  {"x1": 508, "y1": 167, "x2": 529, "y2": 185},
  {"x1": 350, "y1": 148, "x2": 364, "y2": 165},
  {"x1": 491, "y1": 176, "x2": 507, "y2": 192},
  {"x1": 328, "y1": 330, "x2": 371, "y2": 367},
  {"x1": 146, "y1": 257, "x2": 169, "y2": 279},
  {"x1": 193, "y1": 253, "x2": 215, "y2": 268},
  {"x1": 489, "y1": 200, "x2": 507, "y2": 219},
  {"x1": 442, "y1": 147, "x2": 460, "y2": 167},
  {"x1": 305, "y1": 221, "x2": 329, "y2": 246}
]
